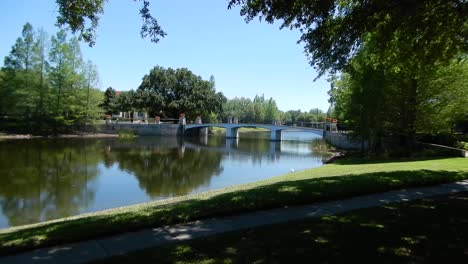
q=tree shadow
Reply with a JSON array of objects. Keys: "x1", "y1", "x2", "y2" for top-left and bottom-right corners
[
  {"x1": 94, "y1": 192, "x2": 468, "y2": 263},
  {"x1": 1, "y1": 169, "x2": 467, "y2": 256},
  {"x1": 332, "y1": 156, "x2": 457, "y2": 165}
]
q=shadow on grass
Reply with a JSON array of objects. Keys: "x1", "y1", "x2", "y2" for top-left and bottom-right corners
[
  {"x1": 1, "y1": 169, "x2": 467, "y2": 256},
  {"x1": 332, "y1": 156, "x2": 456, "y2": 165},
  {"x1": 96, "y1": 193, "x2": 468, "y2": 264}
]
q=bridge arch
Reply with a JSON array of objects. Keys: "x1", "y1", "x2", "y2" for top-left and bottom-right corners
[{"x1": 184, "y1": 123, "x2": 322, "y2": 141}]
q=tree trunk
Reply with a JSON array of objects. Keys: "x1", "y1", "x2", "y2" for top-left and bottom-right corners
[
  {"x1": 399, "y1": 78, "x2": 418, "y2": 154},
  {"x1": 406, "y1": 78, "x2": 418, "y2": 151}
]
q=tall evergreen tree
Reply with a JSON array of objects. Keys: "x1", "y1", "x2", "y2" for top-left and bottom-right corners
[
  {"x1": 2, "y1": 23, "x2": 37, "y2": 115},
  {"x1": 101, "y1": 87, "x2": 117, "y2": 115}
]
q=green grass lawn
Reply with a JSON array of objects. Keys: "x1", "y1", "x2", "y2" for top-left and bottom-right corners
[
  {"x1": 0, "y1": 157, "x2": 467, "y2": 255},
  {"x1": 93, "y1": 192, "x2": 468, "y2": 264}
]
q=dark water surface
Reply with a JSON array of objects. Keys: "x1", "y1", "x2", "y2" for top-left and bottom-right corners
[{"x1": 0, "y1": 132, "x2": 325, "y2": 228}]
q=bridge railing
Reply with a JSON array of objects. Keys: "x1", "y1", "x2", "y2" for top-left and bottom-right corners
[
  {"x1": 107, "y1": 118, "x2": 180, "y2": 124},
  {"x1": 283, "y1": 121, "x2": 325, "y2": 128}
]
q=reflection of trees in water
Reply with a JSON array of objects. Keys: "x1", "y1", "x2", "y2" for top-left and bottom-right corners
[
  {"x1": 203, "y1": 136, "x2": 324, "y2": 165},
  {"x1": 205, "y1": 136, "x2": 281, "y2": 164},
  {"x1": 0, "y1": 139, "x2": 100, "y2": 227},
  {"x1": 233, "y1": 139, "x2": 281, "y2": 164},
  {"x1": 0, "y1": 136, "x2": 322, "y2": 228},
  {"x1": 103, "y1": 138, "x2": 224, "y2": 197}
]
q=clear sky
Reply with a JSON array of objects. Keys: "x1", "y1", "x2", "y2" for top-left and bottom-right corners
[{"x1": 0, "y1": 0, "x2": 331, "y2": 112}]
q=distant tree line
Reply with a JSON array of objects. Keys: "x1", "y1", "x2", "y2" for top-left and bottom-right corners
[
  {"x1": 221, "y1": 95, "x2": 280, "y2": 124},
  {"x1": 282, "y1": 109, "x2": 327, "y2": 125},
  {"x1": 1, "y1": 24, "x2": 329, "y2": 133},
  {"x1": 221, "y1": 95, "x2": 326, "y2": 125},
  {"x1": 103, "y1": 85, "x2": 327, "y2": 125},
  {"x1": 0, "y1": 23, "x2": 102, "y2": 133}
]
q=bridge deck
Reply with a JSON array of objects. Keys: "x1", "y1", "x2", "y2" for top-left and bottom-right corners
[{"x1": 185, "y1": 123, "x2": 323, "y2": 140}]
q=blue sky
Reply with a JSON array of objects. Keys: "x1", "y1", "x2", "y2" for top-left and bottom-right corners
[{"x1": 0, "y1": 0, "x2": 331, "y2": 112}]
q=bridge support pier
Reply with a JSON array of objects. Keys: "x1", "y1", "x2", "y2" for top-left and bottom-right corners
[
  {"x1": 226, "y1": 127, "x2": 239, "y2": 138},
  {"x1": 270, "y1": 130, "x2": 282, "y2": 141},
  {"x1": 225, "y1": 138, "x2": 239, "y2": 154},
  {"x1": 269, "y1": 141, "x2": 281, "y2": 156}
]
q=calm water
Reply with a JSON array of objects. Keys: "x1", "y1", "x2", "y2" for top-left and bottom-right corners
[{"x1": 0, "y1": 132, "x2": 325, "y2": 228}]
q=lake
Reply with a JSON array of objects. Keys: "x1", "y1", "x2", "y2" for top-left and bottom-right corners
[{"x1": 0, "y1": 131, "x2": 326, "y2": 228}]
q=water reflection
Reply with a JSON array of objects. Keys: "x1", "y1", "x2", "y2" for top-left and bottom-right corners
[
  {"x1": 102, "y1": 137, "x2": 224, "y2": 197},
  {"x1": 0, "y1": 139, "x2": 99, "y2": 227},
  {"x1": 0, "y1": 134, "x2": 325, "y2": 228}
]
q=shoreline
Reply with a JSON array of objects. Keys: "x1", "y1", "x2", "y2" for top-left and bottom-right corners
[
  {"x1": 322, "y1": 151, "x2": 346, "y2": 164},
  {"x1": 0, "y1": 157, "x2": 466, "y2": 255},
  {"x1": 0, "y1": 158, "x2": 468, "y2": 256},
  {"x1": 0, "y1": 133, "x2": 118, "y2": 140}
]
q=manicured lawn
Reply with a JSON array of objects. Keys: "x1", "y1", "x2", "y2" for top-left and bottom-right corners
[
  {"x1": 93, "y1": 192, "x2": 468, "y2": 263},
  {"x1": 0, "y1": 157, "x2": 467, "y2": 255}
]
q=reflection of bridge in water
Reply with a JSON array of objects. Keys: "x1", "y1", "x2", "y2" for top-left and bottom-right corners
[
  {"x1": 184, "y1": 123, "x2": 324, "y2": 141},
  {"x1": 105, "y1": 136, "x2": 317, "y2": 159},
  {"x1": 182, "y1": 138, "x2": 317, "y2": 159}
]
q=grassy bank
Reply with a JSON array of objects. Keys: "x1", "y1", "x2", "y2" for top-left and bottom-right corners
[
  {"x1": 117, "y1": 129, "x2": 138, "y2": 139},
  {"x1": 94, "y1": 192, "x2": 468, "y2": 263},
  {"x1": 0, "y1": 133, "x2": 118, "y2": 140},
  {"x1": 0, "y1": 157, "x2": 467, "y2": 255}
]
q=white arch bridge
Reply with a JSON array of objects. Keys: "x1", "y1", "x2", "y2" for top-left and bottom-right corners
[{"x1": 184, "y1": 123, "x2": 324, "y2": 141}]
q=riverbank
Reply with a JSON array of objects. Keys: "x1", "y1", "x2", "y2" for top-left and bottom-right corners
[
  {"x1": 0, "y1": 157, "x2": 467, "y2": 255},
  {"x1": 0, "y1": 133, "x2": 118, "y2": 140}
]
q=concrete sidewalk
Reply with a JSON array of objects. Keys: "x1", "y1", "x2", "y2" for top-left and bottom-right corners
[{"x1": 2, "y1": 180, "x2": 468, "y2": 264}]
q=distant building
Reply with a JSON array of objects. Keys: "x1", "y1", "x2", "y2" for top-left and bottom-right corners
[
  {"x1": 111, "y1": 112, "x2": 147, "y2": 121},
  {"x1": 111, "y1": 91, "x2": 148, "y2": 122}
]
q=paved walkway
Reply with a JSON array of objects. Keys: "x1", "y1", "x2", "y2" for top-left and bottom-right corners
[{"x1": 2, "y1": 180, "x2": 468, "y2": 264}]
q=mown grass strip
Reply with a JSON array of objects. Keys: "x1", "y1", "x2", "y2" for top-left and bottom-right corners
[
  {"x1": 92, "y1": 192, "x2": 468, "y2": 263},
  {"x1": 0, "y1": 157, "x2": 467, "y2": 255}
]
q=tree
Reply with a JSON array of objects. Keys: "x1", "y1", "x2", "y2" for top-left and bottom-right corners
[
  {"x1": 264, "y1": 97, "x2": 280, "y2": 123},
  {"x1": 416, "y1": 58, "x2": 468, "y2": 135},
  {"x1": 252, "y1": 94, "x2": 266, "y2": 123},
  {"x1": 137, "y1": 66, "x2": 225, "y2": 119},
  {"x1": 1, "y1": 23, "x2": 103, "y2": 134},
  {"x1": 283, "y1": 110, "x2": 301, "y2": 124},
  {"x1": 228, "y1": 0, "x2": 466, "y2": 75},
  {"x1": 114, "y1": 90, "x2": 137, "y2": 116},
  {"x1": 221, "y1": 95, "x2": 284, "y2": 124},
  {"x1": 329, "y1": 54, "x2": 396, "y2": 151},
  {"x1": 101, "y1": 87, "x2": 117, "y2": 115},
  {"x1": 2, "y1": 23, "x2": 37, "y2": 115},
  {"x1": 49, "y1": 30, "x2": 77, "y2": 127},
  {"x1": 55, "y1": 0, "x2": 166, "y2": 46},
  {"x1": 4, "y1": 23, "x2": 35, "y2": 71},
  {"x1": 32, "y1": 28, "x2": 51, "y2": 118},
  {"x1": 330, "y1": 47, "x2": 468, "y2": 152},
  {"x1": 52, "y1": 1, "x2": 463, "y2": 58},
  {"x1": 228, "y1": 0, "x2": 467, "y2": 149},
  {"x1": 77, "y1": 60, "x2": 102, "y2": 123},
  {"x1": 222, "y1": 97, "x2": 254, "y2": 123}
]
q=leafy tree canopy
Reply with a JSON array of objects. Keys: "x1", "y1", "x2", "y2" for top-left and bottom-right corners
[
  {"x1": 55, "y1": 0, "x2": 166, "y2": 46},
  {"x1": 54, "y1": 0, "x2": 467, "y2": 81},
  {"x1": 228, "y1": 0, "x2": 467, "y2": 75},
  {"x1": 1, "y1": 23, "x2": 103, "y2": 134},
  {"x1": 136, "y1": 66, "x2": 225, "y2": 119},
  {"x1": 100, "y1": 87, "x2": 117, "y2": 115}
]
